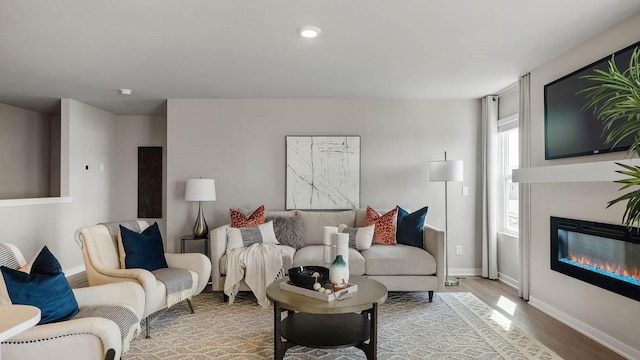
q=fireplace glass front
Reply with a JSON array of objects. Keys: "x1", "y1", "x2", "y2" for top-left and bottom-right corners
[{"x1": 550, "y1": 217, "x2": 640, "y2": 301}]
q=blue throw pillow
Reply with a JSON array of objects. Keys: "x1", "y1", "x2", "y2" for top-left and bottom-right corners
[
  {"x1": 120, "y1": 222, "x2": 168, "y2": 271},
  {"x1": 396, "y1": 206, "x2": 428, "y2": 248},
  {"x1": 0, "y1": 246, "x2": 79, "y2": 325}
]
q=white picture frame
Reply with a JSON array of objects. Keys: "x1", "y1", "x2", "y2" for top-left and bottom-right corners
[{"x1": 286, "y1": 136, "x2": 360, "y2": 210}]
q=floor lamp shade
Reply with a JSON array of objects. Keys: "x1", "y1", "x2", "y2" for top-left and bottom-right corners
[
  {"x1": 429, "y1": 160, "x2": 463, "y2": 182},
  {"x1": 185, "y1": 178, "x2": 216, "y2": 238},
  {"x1": 429, "y1": 152, "x2": 463, "y2": 287}
]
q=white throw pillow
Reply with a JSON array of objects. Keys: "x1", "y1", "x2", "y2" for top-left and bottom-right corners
[
  {"x1": 227, "y1": 221, "x2": 279, "y2": 251},
  {"x1": 337, "y1": 223, "x2": 375, "y2": 251}
]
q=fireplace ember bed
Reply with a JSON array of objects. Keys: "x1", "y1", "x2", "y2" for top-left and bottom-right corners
[{"x1": 550, "y1": 217, "x2": 640, "y2": 301}]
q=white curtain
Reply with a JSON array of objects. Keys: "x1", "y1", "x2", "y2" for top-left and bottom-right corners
[
  {"x1": 481, "y1": 96, "x2": 498, "y2": 279},
  {"x1": 518, "y1": 74, "x2": 532, "y2": 300}
]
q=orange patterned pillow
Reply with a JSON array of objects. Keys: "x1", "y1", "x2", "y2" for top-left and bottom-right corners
[
  {"x1": 230, "y1": 205, "x2": 265, "y2": 228},
  {"x1": 364, "y1": 206, "x2": 398, "y2": 245}
]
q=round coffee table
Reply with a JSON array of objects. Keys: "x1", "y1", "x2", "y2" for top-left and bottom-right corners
[{"x1": 266, "y1": 275, "x2": 388, "y2": 360}]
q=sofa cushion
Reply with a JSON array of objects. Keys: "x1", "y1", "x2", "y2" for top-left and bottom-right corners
[
  {"x1": 226, "y1": 221, "x2": 279, "y2": 250},
  {"x1": 230, "y1": 205, "x2": 265, "y2": 227},
  {"x1": 220, "y1": 245, "x2": 295, "y2": 275},
  {"x1": 119, "y1": 222, "x2": 168, "y2": 271},
  {"x1": 396, "y1": 206, "x2": 428, "y2": 248},
  {"x1": 298, "y1": 210, "x2": 356, "y2": 246},
  {"x1": 337, "y1": 224, "x2": 374, "y2": 251},
  {"x1": 365, "y1": 207, "x2": 398, "y2": 245},
  {"x1": 361, "y1": 244, "x2": 436, "y2": 275},
  {"x1": 292, "y1": 245, "x2": 365, "y2": 276},
  {"x1": 266, "y1": 215, "x2": 305, "y2": 249},
  {"x1": 1, "y1": 246, "x2": 79, "y2": 325}
]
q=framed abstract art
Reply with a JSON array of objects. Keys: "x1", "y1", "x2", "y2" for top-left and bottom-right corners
[{"x1": 286, "y1": 136, "x2": 360, "y2": 210}]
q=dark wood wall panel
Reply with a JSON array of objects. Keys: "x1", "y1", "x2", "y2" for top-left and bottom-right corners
[{"x1": 138, "y1": 146, "x2": 162, "y2": 218}]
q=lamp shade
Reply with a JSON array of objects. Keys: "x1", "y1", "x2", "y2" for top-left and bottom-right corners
[
  {"x1": 185, "y1": 178, "x2": 216, "y2": 201},
  {"x1": 429, "y1": 160, "x2": 463, "y2": 182}
]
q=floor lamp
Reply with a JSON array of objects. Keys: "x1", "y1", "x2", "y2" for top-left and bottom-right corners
[
  {"x1": 430, "y1": 151, "x2": 463, "y2": 286},
  {"x1": 185, "y1": 178, "x2": 216, "y2": 239}
]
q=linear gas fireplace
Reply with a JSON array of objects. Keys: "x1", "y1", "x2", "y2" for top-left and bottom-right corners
[{"x1": 551, "y1": 217, "x2": 640, "y2": 301}]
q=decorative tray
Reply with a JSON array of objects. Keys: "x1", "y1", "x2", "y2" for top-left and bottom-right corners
[{"x1": 279, "y1": 281, "x2": 358, "y2": 302}]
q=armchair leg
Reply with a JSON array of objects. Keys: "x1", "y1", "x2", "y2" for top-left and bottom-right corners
[
  {"x1": 187, "y1": 298, "x2": 195, "y2": 314},
  {"x1": 104, "y1": 349, "x2": 116, "y2": 360},
  {"x1": 145, "y1": 316, "x2": 151, "y2": 338},
  {"x1": 428, "y1": 291, "x2": 434, "y2": 302}
]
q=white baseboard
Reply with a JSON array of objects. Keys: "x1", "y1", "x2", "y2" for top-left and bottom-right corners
[
  {"x1": 529, "y1": 295, "x2": 640, "y2": 360},
  {"x1": 64, "y1": 265, "x2": 85, "y2": 277},
  {"x1": 497, "y1": 272, "x2": 519, "y2": 289},
  {"x1": 449, "y1": 268, "x2": 481, "y2": 277}
]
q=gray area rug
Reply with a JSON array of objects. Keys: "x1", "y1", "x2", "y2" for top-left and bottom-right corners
[{"x1": 123, "y1": 291, "x2": 562, "y2": 359}]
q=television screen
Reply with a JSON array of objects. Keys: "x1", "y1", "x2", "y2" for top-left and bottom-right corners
[{"x1": 544, "y1": 42, "x2": 638, "y2": 160}]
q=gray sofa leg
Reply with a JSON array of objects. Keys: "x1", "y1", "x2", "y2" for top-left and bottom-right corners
[
  {"x1": 428, "y1": 291, "x2": 434, "y2": 302},
  {"x1": 187, "y1": 298, "x2": 195, "y2": 314},
  {"x1": 145, "y1": 316, "x2": 151, "y2": 338}
]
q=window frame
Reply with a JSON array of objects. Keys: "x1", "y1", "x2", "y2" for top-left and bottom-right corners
[{"x1": 497, "y1": 114, "x2": 519, "y2": 235}]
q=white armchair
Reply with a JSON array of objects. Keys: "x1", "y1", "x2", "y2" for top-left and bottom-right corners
[
  {"x1": 0, "y1": 243, "x2": 145, "y2": 360},
  {"x1": 76, "y1": 221, "x2": 211, "y2": 337}
]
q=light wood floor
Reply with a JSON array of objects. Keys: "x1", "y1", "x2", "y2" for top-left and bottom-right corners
[
  {"x1": 445, "y1": 277, "x2": 624, "y2": 360},
  {"x1": 69, "y1": 273, "x2": 624, "y2": 359}
]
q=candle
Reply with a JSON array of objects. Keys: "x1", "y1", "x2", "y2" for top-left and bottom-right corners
[
  {"x1": 323, "y1": 245, "x2": 333, "y2": 264},
  {"x1": 323, "y1": 226, "x2": 338, "y2": 246}
]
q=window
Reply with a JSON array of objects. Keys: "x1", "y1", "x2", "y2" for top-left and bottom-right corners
[{"x1": 498, "y1": 116, "x2": 519, "y2": 234}]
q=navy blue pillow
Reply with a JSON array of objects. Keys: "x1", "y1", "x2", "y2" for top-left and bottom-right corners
[
  {"x1": 120, "y1": 222, "x2": 168, "y2": 271},
  {"x1": 396, "y1": 206, "x2": 428, "y2": 248},
  {"x1": 0, "y1": 246, "x2": 79, "y2": 325}
]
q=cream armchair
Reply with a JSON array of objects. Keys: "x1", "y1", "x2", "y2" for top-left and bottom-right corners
[
  {"x1": 76, "y1": 221, "x2": 211, "y2": 337},
  {"x1": 0, "y1": 243, "x2": 145, "y2": 360}
]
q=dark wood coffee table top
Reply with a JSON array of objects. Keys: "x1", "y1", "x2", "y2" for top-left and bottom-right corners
[{"x1": 266, "y1": 275, "x2": 388, "y2": 314}]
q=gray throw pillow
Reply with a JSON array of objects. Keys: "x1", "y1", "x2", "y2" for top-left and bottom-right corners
[{"x1": 266, "y1": 215, "x2": 304, "y2": 249}]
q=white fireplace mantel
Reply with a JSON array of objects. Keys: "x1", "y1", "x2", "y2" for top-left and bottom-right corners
[{"x1": 513, "y1": 159, "x2": 640, "y2": 183}]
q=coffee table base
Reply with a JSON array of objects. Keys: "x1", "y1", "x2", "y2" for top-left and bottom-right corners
[{"x1": 274, "y1": 302, "x2": 378, "y2": 360}]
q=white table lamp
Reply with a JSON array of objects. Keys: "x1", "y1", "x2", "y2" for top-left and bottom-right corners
[
  {"x1": 430, "y1": 151, "x2": 463, "y2": 286},
  {"x1": 185, "y1": 178, "x2": 216, "y2": 239}
]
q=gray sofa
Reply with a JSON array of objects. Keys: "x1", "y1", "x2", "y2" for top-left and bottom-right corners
[{"x1": 210, "y1": 209, "x2": 445, "y2": 301}]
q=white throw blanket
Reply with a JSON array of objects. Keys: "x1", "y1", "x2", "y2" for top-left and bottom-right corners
[{"x1": 224, "y1": 243, "x2": 285, "y2": 307}]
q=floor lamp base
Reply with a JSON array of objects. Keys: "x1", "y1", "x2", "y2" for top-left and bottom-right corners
[{"x1": 444, "y1": 277, "x2": 459, "y2": 286}]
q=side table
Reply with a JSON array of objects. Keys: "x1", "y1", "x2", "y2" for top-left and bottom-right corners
[{"x1": 180, "y1": 235, "x2": 210, "y2": 258}]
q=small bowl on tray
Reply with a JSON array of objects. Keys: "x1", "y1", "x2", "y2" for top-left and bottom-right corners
[{"x1": 288, "y1": 266, "x2": 329, "y2": 290}]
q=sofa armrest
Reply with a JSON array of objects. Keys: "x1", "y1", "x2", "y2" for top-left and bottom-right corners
[
  {"x1": 209, "y1": 224, "x2": 230, "y2": 291},
  {"x1": 165, "y1": 252, "x2": 212, "y2": 295},
  {"x1": 423, "y1": 224, "x2": 445, "y2": 291},
  {"x1": 4, "y1": 317, "x2": 122, "y2": 360},
  {"x1": 73, "y1": 282, "x2": 145, "y2": 321}
]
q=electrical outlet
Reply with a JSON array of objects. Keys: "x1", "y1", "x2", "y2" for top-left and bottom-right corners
[
  {"x1": 456, "y1": 245, "x2": 463, "y2": 255},
  {"x1": 462, "y1": 186, "x2": 469, "y2": 196}
]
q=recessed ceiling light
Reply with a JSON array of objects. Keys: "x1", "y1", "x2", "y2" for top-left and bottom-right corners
[
  {"x1": 119, "y1": 88, "x2": 133, "y2": 95},
  {"x1": 298, "y1": 26, "x2": 321, "y2": 38}
]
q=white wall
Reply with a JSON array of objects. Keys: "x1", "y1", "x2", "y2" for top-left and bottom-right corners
[
  {"x1": 0, "y1": 103, "x2": 52, "y2": 199},
  {"x1": 111, "y1": 114, "x2": 168, "y2": 234},
  {"x1": 166, "y1": 99, "x2": 482, "y2": 273},
  {"x1": 528, "y1": 13, "x2": 640, "y2": 357},
  {"x1": 0, "y1": 99, "x2": 117, "y2": 270}
]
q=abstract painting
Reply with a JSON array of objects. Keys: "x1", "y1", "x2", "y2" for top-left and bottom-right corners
[{"x1": 286, "y1": 136, "x2": 360, "y2": 210}]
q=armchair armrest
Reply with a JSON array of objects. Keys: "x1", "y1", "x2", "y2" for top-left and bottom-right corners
[
  {"x1": 423, "y1": 224, "x2": 445, "y2": 291},
  {"x1": 165, "y1": 252, "x2": 211, "y2": 295},
  {"x1": 73, "y1": 282, "x2": 145, "y2": 320},
  {"x1": 3, "y1": 317, "x2": 122, "y2": 360},
  {"x1": 209, "y1": 225, "x2": 230, "y2": 291}
]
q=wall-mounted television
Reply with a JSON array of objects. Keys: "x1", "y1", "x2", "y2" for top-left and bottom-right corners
[{"x1": 544, "y1": 41, "x2": 639, "y2": 160}]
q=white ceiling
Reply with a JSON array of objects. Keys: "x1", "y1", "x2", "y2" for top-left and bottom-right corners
[{"x1": 1, "y1": 0, "x2": 640, "y2": 115}]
